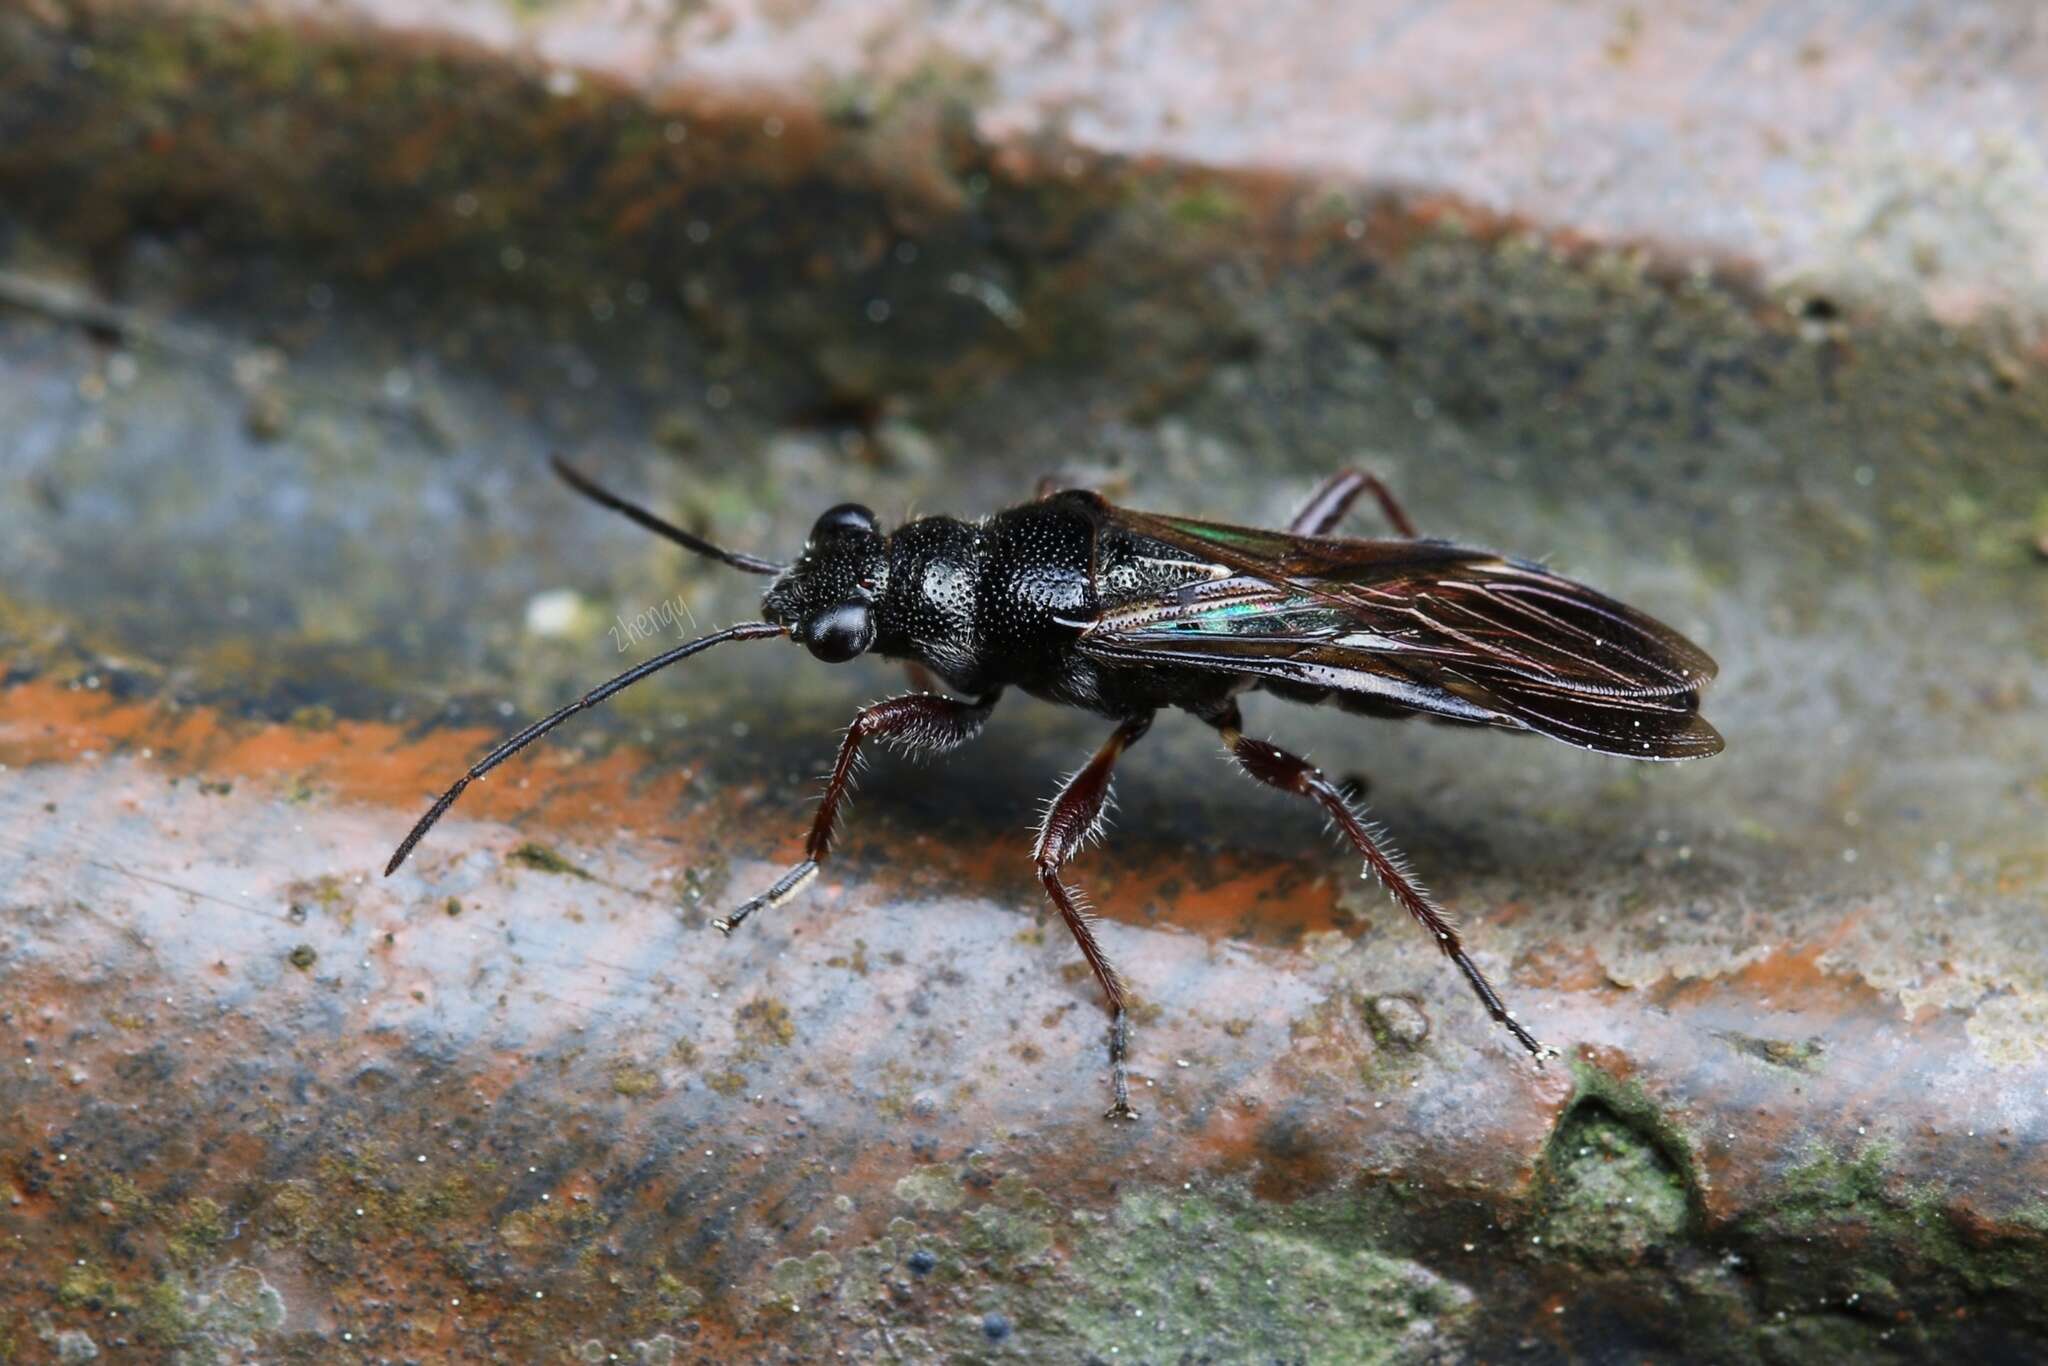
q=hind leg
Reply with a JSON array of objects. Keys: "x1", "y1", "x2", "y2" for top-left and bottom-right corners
[
  {"x1": 1288, "y1": 467, "x2": 1418, "y2": 538},
  {"x1": 1208, "y1": 702, "x2": 1549, "y2": 1060}
]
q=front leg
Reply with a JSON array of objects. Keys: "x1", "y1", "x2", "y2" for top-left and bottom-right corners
[
  {"x1": 1034, "y1": 713, "x2": 1153, "y2": 1119},
  {"x1": 714, "y1": 689, "x2": 1000, "y2": 934}
]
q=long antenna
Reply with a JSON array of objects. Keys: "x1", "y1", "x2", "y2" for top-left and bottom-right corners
[
  {"x1": 551, "y1": 454, "x2": 788, "y2": 575},
  {"x1": 385, "y1": 621, "x2": 788, "y2": 875}
]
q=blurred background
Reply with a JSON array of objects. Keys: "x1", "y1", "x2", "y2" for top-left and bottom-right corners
[{"x1": 2, "y1": 2, "x2": 2045, "y2": 1360}]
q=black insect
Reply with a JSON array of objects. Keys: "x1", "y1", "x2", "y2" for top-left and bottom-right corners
[{"x1": 388, "y1": 459, "x2": 1722, "y2": 1118}]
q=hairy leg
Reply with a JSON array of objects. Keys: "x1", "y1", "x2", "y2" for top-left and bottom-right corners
[
  {"x1": 714, "y1": 690, "x2": 1000, "y2": 934},
  {"x1": 1034, "y1": 713, "x2": 1154, "y2": 1119},
  {"x1": 1209, "y1": 702, "x2": 1548, "y2": 1060},
  {"x1": 1287, "y1": 466, "x2": 1419, "y2": 538}
]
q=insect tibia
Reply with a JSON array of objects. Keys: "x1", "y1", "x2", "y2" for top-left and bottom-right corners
[{"x1": 1047, "y1": 875, "x2": 1098, "y2": 922}]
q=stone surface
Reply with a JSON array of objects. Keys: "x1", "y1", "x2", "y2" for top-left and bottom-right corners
[{"x1": 3, "y1": 0, "x2": 2047, "y2": 1361}]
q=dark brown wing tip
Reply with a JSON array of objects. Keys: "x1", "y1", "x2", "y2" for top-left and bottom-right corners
[
  {"x1": 1622, "y1": 712, "x2": 1720, "y2": 765},
  {"x1": 1633, "y1": 597, "x2": 1718, "y2": 688},
  {"x1": 1640, "y1": 710, "x2": 1724, "y2": 760},
  {"x1": 1674, "y1": 640, "x2": 1720, "y2": 688},
  {"x1": 1570, "y1": 706, "x2": 1725, "y2": 761}
]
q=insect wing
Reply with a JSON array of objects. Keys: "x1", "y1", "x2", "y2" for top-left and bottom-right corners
[
  {"x1": 1105, "y1": 504, "x2": 1486, "y2": 583},
  {"x1": 1085, "y1": 502, "x2": 1723, "y2": 760}
]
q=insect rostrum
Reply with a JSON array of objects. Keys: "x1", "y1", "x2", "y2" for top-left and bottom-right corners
[{"x1": 389, "y1": 460, "x2": 1722, "y2": 1119}]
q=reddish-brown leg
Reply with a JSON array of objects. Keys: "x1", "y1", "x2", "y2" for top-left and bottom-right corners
[
  {"x1": 1035, "y1": 713, "x2": 1153, "y2": 1119},
  {"x1": 1210, "y1": 703, "x2": 1550, "y2": 1061},
  {"x1": 1288, "y1": 466, "x2": 1419, "y2": 538},
  {"x1": 714, "y1": 690, "x2": 1000, "y2": 934}
]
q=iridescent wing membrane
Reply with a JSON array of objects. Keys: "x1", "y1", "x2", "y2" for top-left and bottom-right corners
[{"x1": 1082, "y1": 504, "x2": 1723, "y2": 760}]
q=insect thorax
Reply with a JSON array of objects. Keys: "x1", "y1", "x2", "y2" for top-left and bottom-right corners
[{"x1": 873, "y1": 501, "x2": 1095, "y2": 694}]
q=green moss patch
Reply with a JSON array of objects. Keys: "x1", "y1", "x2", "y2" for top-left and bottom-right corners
[
  {"x1": 1537, "y1": 1100, "x2": 1690, "y2": 1263},
  {"x1": 1053, "y1": 1188, "x2": 1474, "y2": 1364}
]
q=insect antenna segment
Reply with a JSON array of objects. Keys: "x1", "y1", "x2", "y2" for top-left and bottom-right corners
[
  {"x1": 550, "y1": 455, "x2": 788, "y2": 575},
  {"x1": 384, "y1": 621, "x2": 787, "y2": 876}
]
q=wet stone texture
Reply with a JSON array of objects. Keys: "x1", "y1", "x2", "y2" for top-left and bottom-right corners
[{"x1": 3, "y1": 0, "x2": 2048, "y2": 1361}]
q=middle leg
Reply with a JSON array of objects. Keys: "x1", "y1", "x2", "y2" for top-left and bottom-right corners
[
  {"x1": 1209, "y1": 702, "x2": 1548, "y2": 1060},
  {"x1": 1034, "y1": 713, "x2": 1153, "y2": 1119}
]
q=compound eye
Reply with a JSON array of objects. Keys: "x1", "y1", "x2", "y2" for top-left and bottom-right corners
[
  {"x1": 802, "y1": 600, "x2": 874, "y2": 663},
  {"x1": 811, "y1": 503, "x2": 878, "y2": 540}
]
